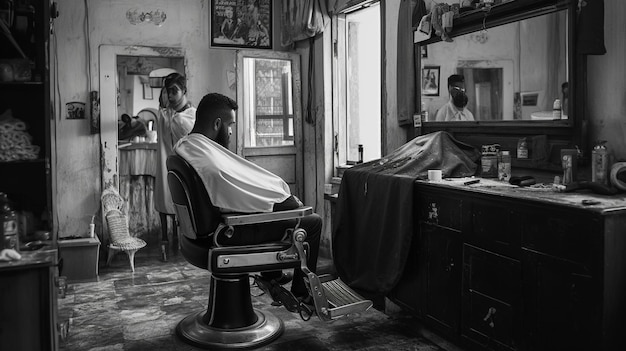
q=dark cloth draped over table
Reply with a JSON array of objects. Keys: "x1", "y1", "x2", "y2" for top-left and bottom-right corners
[{"x1": 332, "y1": 131, "x2": 480, "y2": 294}]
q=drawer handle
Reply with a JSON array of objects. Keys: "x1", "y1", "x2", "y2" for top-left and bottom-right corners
[{"x1": 483, "y1": 307, "x2": 496, "y2": 328}]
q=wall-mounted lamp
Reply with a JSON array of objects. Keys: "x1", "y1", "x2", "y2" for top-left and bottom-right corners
[{"x1": 126, "y1": 9, "x2": 166, "y2": 26}]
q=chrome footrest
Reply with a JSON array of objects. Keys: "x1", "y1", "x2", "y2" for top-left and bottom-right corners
[{"x1": 309, "y1": 274, "x2": 373, "y2": 321}]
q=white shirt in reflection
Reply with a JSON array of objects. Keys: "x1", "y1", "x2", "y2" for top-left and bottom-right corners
[{"x1": 435, "y1": 100, "x2": 475, "y2": 122}]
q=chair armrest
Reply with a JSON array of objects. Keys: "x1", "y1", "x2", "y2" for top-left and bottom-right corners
[{"x1": 222, "y1": 206, "x2": 313, "y2": 226}]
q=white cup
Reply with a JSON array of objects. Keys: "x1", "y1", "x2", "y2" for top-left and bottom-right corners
[{"x1": 428, "y1": 169, "x2": 443, "y2": 182}]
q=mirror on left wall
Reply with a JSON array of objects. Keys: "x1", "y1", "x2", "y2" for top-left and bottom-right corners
[{"x1": 99, "y1": 46, "x2": 185, "y2": 247}]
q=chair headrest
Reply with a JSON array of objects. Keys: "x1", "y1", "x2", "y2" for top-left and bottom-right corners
[{"x1": 167, "y1": 154, "x2": 222, "y2": 237}]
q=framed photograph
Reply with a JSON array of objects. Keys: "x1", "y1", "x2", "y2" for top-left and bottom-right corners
[
  {"x1": 422, "y1": 66, "x2": 440, "y2": 96},
  {"x1": 143, "y1": 83, "x2": 153, "y2": 100},
  {"x1": 210, "y1": 0, "x2": 272, "y2": 50},
  {"x1": 421, "y1": 45, "x2": 428, "y2": 58}
]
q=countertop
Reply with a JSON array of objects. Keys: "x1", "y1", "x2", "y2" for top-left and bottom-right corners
[
  {"x1": 417, "y1": 176, "x2": 626, "y2": 213},
  {"x1": 0, "y1": 247, "x2": 57, "y2": 271}
]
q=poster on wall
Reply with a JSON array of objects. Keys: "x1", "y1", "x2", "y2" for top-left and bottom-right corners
[
  {"x1": 422, "y1": 66, "x2": 440, "y2": 96},
  {"x1": 210, "y1": 0, "x2": 272, "y2": 50}
]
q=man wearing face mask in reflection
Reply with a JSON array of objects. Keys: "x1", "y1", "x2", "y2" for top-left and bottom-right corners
[{"x1": 435, "y1": 74, "x2": 475, "y2": 122}]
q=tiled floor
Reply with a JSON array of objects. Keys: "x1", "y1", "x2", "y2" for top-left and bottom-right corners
[{"x1": 57, "y1": 247, "x2": 464, "y2": 351}]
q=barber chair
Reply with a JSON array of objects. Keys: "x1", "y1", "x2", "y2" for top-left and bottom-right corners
[{"x1": 166, "y1": 154, "x2": 373, "y2": 349}]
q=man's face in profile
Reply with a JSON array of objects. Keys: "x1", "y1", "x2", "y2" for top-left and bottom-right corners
[{"x1": 216, "y1": 109, "x2": 236, "y2": 148}]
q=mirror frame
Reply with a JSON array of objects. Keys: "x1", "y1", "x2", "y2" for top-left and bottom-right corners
[
  {"x1": 99, "y1": 45, "x2": 185, "y2": 191},
  {"x1": 416, "y1": 0, "x2": 582, "y2": 171}
]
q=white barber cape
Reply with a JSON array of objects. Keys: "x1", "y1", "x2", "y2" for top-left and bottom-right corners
[{"x1": 174, "y1": 133, "x2": 291, "y2": 213}]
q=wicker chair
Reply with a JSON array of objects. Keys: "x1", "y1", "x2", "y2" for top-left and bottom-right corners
[{"x1": 101, "y1": 187, "x2": 146, "y2": 272}]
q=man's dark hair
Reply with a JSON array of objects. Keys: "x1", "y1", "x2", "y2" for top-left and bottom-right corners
[
  {"x1": 164, "y1": 72, "x2": 187, "y2": 92},
  {"x1": 195, "y1": 93, "x2": 239, "y2": 128},
  {"x1": 448, "y1": 74, "x2": 465, "y2": 88}
]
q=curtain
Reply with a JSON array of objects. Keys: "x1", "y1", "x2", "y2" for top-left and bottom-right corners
[{"x1": 281, "y1": 0, "x2": 329, "y2": 46}]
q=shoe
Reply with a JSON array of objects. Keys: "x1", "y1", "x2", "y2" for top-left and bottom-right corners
[
  {"x1": 296, "y1": 294, "x2": 317, "y2": 318},
  {"x1": 254, "y1": 275, "x2": 299, "y2": 312},
  {"x1": 276, "y1": 271, "x2": 293, "y2": 285}
]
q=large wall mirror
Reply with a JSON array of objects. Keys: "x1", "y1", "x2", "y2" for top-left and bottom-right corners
[
  {"x1": 99, "y1": 45, "x2": 185, "y2": 245},
  {"x1": 416, "y1": 0, "x2": 580, "y2": 171},
  {"x1": 421, "y1": 9, "x2": 568, "y2": 123}
]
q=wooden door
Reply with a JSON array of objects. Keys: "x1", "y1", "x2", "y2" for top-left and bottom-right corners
[{"x1": 236, "y1": 51, "x2": 303, "y2": 198}]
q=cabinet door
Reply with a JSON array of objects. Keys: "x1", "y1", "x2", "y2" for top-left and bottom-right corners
[
  {"x1": 463, "y1": 244, "x2": 521, "y2": 351},
  {"x1": 522, "y1": 250, "x2": 596, "y2": 351},
  {"x1": 421, "y1": 222, "x2": 462, "y2": 335}
]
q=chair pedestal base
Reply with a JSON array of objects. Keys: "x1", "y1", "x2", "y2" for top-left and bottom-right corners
[{"x1": 176, "y1": 309, "x2": 283, "y2": 349}]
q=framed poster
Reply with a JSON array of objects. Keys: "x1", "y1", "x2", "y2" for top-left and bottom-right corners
[
  {"x1": 422, "y1": 66, "x2": 440, "y2": 96},
  {"x1": 211, "y1": 0, "x2": 272, "y2": 50}
]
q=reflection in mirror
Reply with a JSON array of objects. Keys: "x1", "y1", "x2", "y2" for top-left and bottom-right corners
[
  {"x1": 241, "y1": 57, "x2": 294, "y2": 147},
  {"x1": 116, "y1": 56, "x2": 184, "y2": 143},
  {"x1": 99, "y1": 46, "x2": 186, "y2": 252},
  {"x1": 421, "y1": 9, "x2": 568, "y2": 122}
]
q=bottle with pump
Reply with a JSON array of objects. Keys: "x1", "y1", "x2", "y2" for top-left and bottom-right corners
[{"x1": 592, "y1": 141, "x2": 609, "y2": 185}]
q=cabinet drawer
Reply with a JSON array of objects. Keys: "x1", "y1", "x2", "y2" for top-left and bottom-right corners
[
  {"x1": 470, "y1": 201, "x2": 520, "y2": 259},
  {"x1": 463, "y1": 290, "x2": 518, "y2": 351},
  {"x1": 520, "y1": 209, "x2": 598, "y2": 266},
  {"x1": 462, "y1": 245, "x2": 520, "y2": 348},
  {"x1": 416, "y1": 191, "x2": 462, "y2": 230},
  {"x1": 463, "y1": 244, "x2": 520, "y2": 306}
]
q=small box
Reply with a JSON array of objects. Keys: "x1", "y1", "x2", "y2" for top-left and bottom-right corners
[{"x1": 57, "y1": 237, "x2": 100, "y2": 282}]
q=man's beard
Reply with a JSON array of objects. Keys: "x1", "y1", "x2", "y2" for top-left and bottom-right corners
[
  {"x1": 216, "y1": 125, "x2": 230, "y2": 148},
  {"x1": 452, "y1": 91, "x2": 468, "y2": 109}
]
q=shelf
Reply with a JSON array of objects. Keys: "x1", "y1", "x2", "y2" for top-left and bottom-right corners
[
  {"x1": 0, "y1": 81, "x2": 45, "y2": 87},
  {"x1": 0, "y1": 158, "x2": 46, "y2": 165}
]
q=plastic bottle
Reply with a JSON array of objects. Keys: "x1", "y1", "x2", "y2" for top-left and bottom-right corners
[
  {"x1": 592, "y1": 141, "x2": 609, "y2": 185},
  {"x1": 421, "y1": 102, "x2": 429, "y2": 122},
  {"x1": 553, "y1": 99, "x2": 562, "y2": 119},
  {"x1": 498, "y1": 151, "x2": 512, "y2": 182},
  {"x1": 0, "y1": 193, "x2": 19, "y2": 252}
]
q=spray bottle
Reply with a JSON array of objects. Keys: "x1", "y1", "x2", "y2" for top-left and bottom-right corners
[{"x1": 592, "y1": 141, "x2": 609, "y2": 185}]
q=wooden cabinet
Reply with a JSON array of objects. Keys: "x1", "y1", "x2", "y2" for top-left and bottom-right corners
[
  {"x1": 0, "y1": 249, "x2": 59, "y2": 350},
  {"x1": 0, "y1": 0, "x2": 53, "y2": 235},
  {"x1": 389, "y1": 181, "x2": 626, "y2": 351}
]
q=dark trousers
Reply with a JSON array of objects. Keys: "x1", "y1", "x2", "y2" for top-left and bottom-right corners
[{"x1": 220, "y1": 213, "x2": 322, "y2": 297}]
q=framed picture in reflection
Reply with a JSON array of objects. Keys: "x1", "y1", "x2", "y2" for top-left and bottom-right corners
[{"x1": 422, "y1": 66, "x2": 440, "y2": 96}]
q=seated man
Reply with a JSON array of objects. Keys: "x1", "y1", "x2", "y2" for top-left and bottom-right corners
[
  {"x1": 435, "y1": 74, "x2": 475, "y2": 122},
  {"x1": 173, "y1": 92, "x2": 321, "y2": 305}
]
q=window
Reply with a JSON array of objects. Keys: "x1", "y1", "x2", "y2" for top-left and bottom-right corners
[
  {"x1": 333, "y1": 2, "x2": 381, "y2": 166},
  {"x1": 242, "y1": 57, "x2": 294, "y2": 147}
]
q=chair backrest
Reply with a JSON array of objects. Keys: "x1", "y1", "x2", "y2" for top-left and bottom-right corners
[{"x1": 167, "y1": 154, "x2": 222, "y2": 239}]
